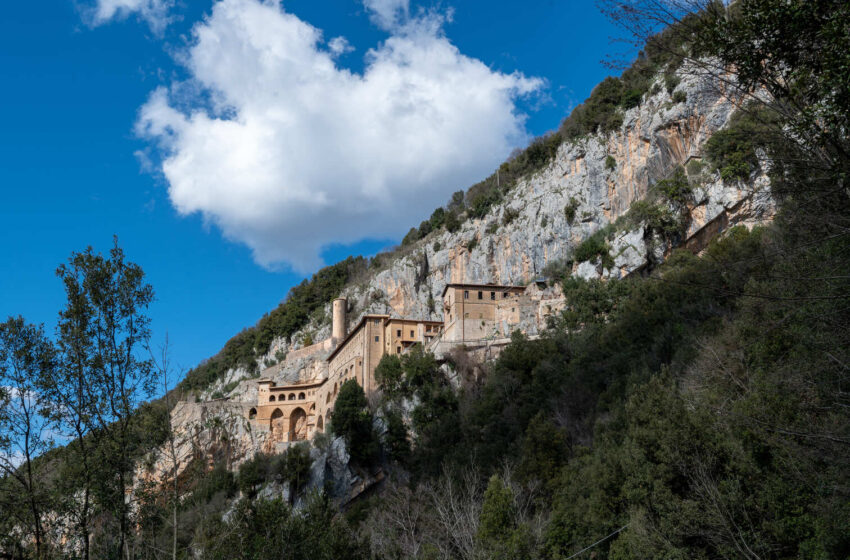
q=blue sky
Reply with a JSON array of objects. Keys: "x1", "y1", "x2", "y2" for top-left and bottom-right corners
[{"x1": 0, "y1": 1, "x2": 635, "y2": 379}]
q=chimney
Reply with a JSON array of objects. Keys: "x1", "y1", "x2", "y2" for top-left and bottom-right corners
[{"x1": 332, "y1": 298, "x2": 347, "y2": 342}]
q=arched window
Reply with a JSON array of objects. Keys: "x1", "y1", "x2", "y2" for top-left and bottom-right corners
[
  {"x1": 298, "y1": 392, "x2": 306, "y2": 400},
  {"x1": 326, "y1": 393, "x2": 330, "y2": 404},
  {"x1": 317, "y1": 415, "x2": 324, "y2": 432},
  {"x1": 248, "y1": 407, "x2": 257, "y2": 420},
  {"x1": 269, "y1": 395, "x2": 276, "y2": 402},
  {"x1": 288, "y1": 393, "x2": 296, "y2": 401}
]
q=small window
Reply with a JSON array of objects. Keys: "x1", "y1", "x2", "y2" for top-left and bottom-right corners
[
  {"x1": 410, "y1": 330, "x2": 414, "y2": 337},
  {"x1": 490, "y1": 292, "x2": 495, "y2": 300},
  {"x1": 478, "y1": 291, "x2": 483, "y2": 299},
  {"x1": 374, "y1": 319, "x2": 381, "y2": 324},
  {"x1": 503, "y1": 292, "x2": 509, "y2": 298},
  {"x1": 479, "y1": 313, "x2": 483, "y2": 319},
  {"x1": 396, "y1": 329, "x2": 401, "y2": 337},
  {"x1": 375, "y1": 335, "x2": 379, "y2": 342},
  {"x1": 512, "y1": 308, "x2": 515, "y2": 312},
  {"x1": 464, "y1": 312, "x2": 469, "y2": 318},
  {"x1": 396, "y1": 346, "x2": 401, "y2": 354},
  {"x1": 464, "y1": 290, "x2": 469, "y2": 299}
]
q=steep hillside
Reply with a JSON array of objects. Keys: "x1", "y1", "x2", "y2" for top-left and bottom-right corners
[{"x1": 192, "y1": 58, "x2": 772, "y2": 401}]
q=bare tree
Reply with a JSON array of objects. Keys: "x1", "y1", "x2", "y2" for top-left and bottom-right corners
[{"x1": 150, "y1": 334, "x2": 180, "y2": 560}]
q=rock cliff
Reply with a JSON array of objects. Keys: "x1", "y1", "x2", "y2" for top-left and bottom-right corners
[{"x1": 139, "y1": 61, "x2": 774, "y2": 503}]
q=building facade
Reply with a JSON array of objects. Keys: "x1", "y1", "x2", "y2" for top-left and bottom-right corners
[{"x1": 248, "y1": 283, "x2": 530, "y2": 445}]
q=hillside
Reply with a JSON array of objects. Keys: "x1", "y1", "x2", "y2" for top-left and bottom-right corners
[
  {"x1": 189, "y1": 59, "x2": 772, "y2": 404},
  {"x1": 3, "y1": 2, "x2": 847, "y2": 558}
]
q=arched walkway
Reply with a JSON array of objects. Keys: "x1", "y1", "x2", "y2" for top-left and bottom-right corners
[
  {"x1": 289, "y1": 407, "x2": 308, "y2": 441},
  {"x1": 270, "y1": 408, "x2": 285, "y2": 442},
  {"x1": 248, "y1": 407, "x2": 257, "y2": 420}
]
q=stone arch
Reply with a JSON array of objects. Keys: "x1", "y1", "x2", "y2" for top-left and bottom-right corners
[
  {"x1": 289, "y1": 407, "x2": 308, "y2": 441},
  {"x1": 269, "y1": 395, "x2": 276, "y2": 402},
  {"x1": 316, "y1": 415, "x2": 324, "y2": 432},
  {"x1": 248, "y1": 407, "x2": 257, "y2": 420},
  {"x1": 270, "y1": 408, "x2": 285, "y2": 442},
  {"x1": 298, "y1": 392, "x2": 306, "y2": 400},
  {"x1": 288, "y1": 393, "x2": 296, "y2": 401}
]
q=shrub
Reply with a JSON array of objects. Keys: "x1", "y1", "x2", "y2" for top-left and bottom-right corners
[
  {"x1": 605, "y1": 155, "x2": 617, "y2": 171},
  {"x1": 574, "y1": 228, "x2": 614, "y2": 268},
  {"x1": 672, "y1": 90, "x2": 687, "y2": 103},
  {"x1": 564, "y1": 198, "x2": 580, "y2": 225},
  {"x1": 502, "y1": 207, "x2": 520, "y2": 226},
  {"x1": 656, "y1": 166, "x2": 691, "y2": 204},
  {"x1": 444, "y1": 211, "x2": 461, "y2": 233},
  {"x1": 664, "y1": 73, "x2": 681, "y2": 94},
  {"x1": 432, "y1": 241, "x2": 441, "y2": 252},
  {"x1": 542, "y1": 258, "x2": 573, "y2": 282},
  {"x1": 466, "y1": 237, "x2": 479, "y2": 252},
  {"x1": 485, "y1": 222, "x2": 498, "y2": 234}
]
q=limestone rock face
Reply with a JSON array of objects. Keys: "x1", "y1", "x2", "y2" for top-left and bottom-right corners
[
  {"x1": 269, "y1": 62, "x2": 775, "y2": 339},
  {"x1": 139, "y1": 62, "x2": 776, "y2": 504}
]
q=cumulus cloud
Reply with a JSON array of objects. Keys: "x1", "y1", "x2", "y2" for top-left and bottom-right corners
[
  {"x1": 88, "y1": 0, "x2": 173, "y2": 33},
  {"x1": 137, "y1": 0, "x2": 542, "y2": 271},
  {"x1": 363, "y1": 0, "x2": 409, "y2": 30}
]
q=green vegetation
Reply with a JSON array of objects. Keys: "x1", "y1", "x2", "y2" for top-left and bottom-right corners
[
  {"x1": 605, "y1": 155, "x2": 617, "y2": 170},
  {"x1": 573, "y1": 227, "x2": 614, "y2": 267},
  {"x1": 198, "y1": 494, "x2": 369, "y2": 560},
  {"x1": 4, "y1": 2, "x2": 849, "y2": 558},
  {"x1": 563, "y1": 197, "x2": 580, "y2": 225},
  {"x1": 330, "y1": 380, "x2": 377, "y2": 464},
  {"x1": 180, "y1": 256, "x2": 367, "y2": 393},
  {"x1": 705, "y1": 106, "x2": 777, "y2": 181}
]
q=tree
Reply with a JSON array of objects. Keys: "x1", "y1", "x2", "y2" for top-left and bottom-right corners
[
  {"x1": 374, "y1": 354, "x2": 404, "y2": 397},
  {"x1": 329, "y1": 380, "x2": 376, "y2": 464},
  {"x1": 42, "y1": 239, "x2": 156, "y2": 559},
  {"x1": 0, "y1": 317, "x2": 57, "y2": 559}
]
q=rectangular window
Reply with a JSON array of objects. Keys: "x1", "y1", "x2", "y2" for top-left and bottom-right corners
[
  {"x1": 396, "y1": 347, "x2": 401, "y2": 354},
  {"x1": 503, "y1": 292, "x2": 509, "y2": 298},
  {"x1": 396, "y1": 329, "x2": 401, "y2": 337},
  {"x1": 374, "y1": 318, "x2": 380, "y2": 324},
  {"x1": 464, "y1": 312, "x2": 469, "y2": 318},
  {"x1": 490, "y1": 292, "x2": 495, "y2": 300},
  {"x1": 464, "y1": 290, "x2": 469, "y2": 299},
  {"x1": 410, "y1": 330, "x2": 414, "y2": 337},
  {"x1": 478, "y1": 291, "x2": 483, "y2": 299},
  {"x1": 374, "y1": 335, "x2": 379, "y2": 342}
]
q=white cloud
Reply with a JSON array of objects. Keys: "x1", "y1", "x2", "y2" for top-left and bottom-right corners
[
  {"x1": 327, "y1": 36, "x2": 354, "y2": 56},
  {"x1": 88, "y1": 0, "x2": 174, "y2": 33},
  {"x1": 363, "y1": 0, "x2": 409, "y2": 30},
  {"x1": 137, "y1": 0, "x2": 542, "y2": 271}
]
